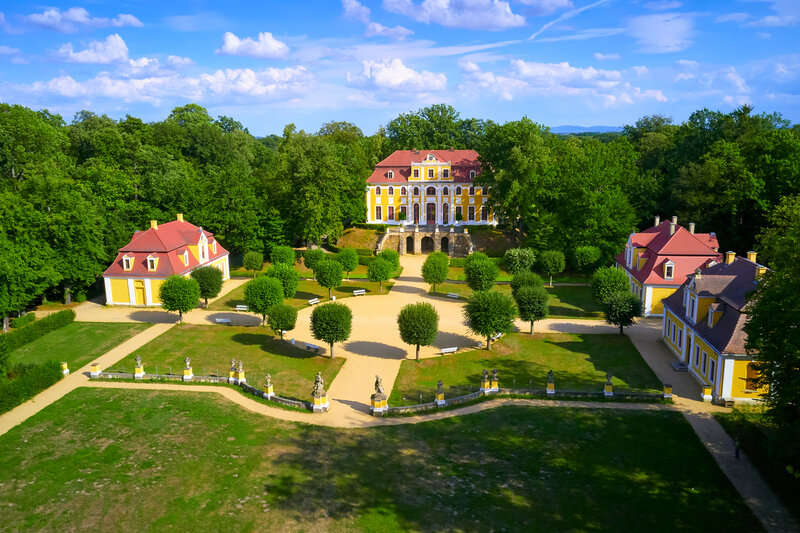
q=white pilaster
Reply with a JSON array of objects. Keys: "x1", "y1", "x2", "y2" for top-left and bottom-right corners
[
  {"x1": 104, "y1": 277, "x2": 113, "y2": 305},
  {"x1": 644, "y1": 286, "x2": 653, "y2": 316},
  {"x1": 127, "y1": 279, "x2": 136, "y2": 305},
  {"x1": 366, "y1": 187, "x2": 372, "y2": 223},
  {"x1": 722, "y1": 358, "x2": 734, "y2": 398},
  {"x1": 145, "y1": 279, "x2": 153, "y2": 305}
]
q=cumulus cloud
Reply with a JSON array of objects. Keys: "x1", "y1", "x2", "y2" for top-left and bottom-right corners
[
  {"x1": 627, "y1": 12, "x2": 696, "y2": 53},
  {"x1": 57, "y1": 34, "x2": 129, "y2": 64},
  {"x1": 383, "y1": 0, "x2": 526, "y2": 31},
  {"x1": 724, "y1": 66, "x2": 750, "y2": 93},
  {"x1": 343, "y1": 0, "x2": 414, "y2": 40},
  {"x1": 24, "y1": 7, "x2": 142, "y2": 33},
  {"x1": 631, "y1": 65, "x2": 649, "y2": 76},
  {"x1": 515, "y1": 0, "x2": 573, "y2": 16},
  {"x1": 216, "y1": 32, "x2": 290, "y2": 59},
  {"x1": 350, "y1": 58, "x2": 446, "y2": 92},
  {"x1": 643, "y1": 1, "x2": 681, "y2": 10},
  {"x1": 594, "y1": 52, "x2": 620, "y2": 60},
  {"x1": 675, "y1": 72, "x2": 694, "y2": 81},
  {"x1": 0, "y1": 45, "x2": 20, "y2": 54},
  {"x1": 715, "y1": 12, "x2": 749, "y2": 24},
  {"x1": 343, "y1": 0, "x2": 371, "y2": 23}
]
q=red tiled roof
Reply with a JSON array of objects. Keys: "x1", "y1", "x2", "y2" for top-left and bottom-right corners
[
  {"x1": 103, "y1": 219, "x2": 228, "y2": 278},
  {"x1": 367, "y1": 149, "x2": 480, "y2": 184},
  {"x1": 616, "y1": 221, "x2": 721, "y2": 286}
]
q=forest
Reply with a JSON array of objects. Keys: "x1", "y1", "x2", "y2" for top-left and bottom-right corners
[{"x1": 1, "y1": 101, "x2": 798, "y2": 320}]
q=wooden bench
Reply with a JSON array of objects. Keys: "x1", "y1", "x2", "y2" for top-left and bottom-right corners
[
  {"x1": 306, "y1": 343, "x2": 322, "y2": 353},
  {"x1": 235, "y1": 305, "x2": 249, "y2": 312},
  {"x1": 215, "y1": 318, "x2": 232, "y2": 326},
  {"x1": 441, "y1": 347, "x2": 458, "y2": 355},
  {"x1": 446, "y1": 293, "x2": 460, "y2": 299},
  {"x1": 491, "y1": 332, "x2": 502, "y2": 341},
  {"x1": 352, "y1": 289, "x2": 366, "y2": 296},
  {"x1": 308, "y1": 298, "x2": 320, "y2": 306}
]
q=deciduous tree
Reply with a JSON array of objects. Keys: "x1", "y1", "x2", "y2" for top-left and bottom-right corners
[
  {"x1": 310, "y1": 302, "x2": 352, "y2": 358},
  {"x1": 463, "y1": 291, "x2": 515, "y2": 351},
  {"x1": 270, "y1": 245, "x2": 295, "y2": 266},
  {"x1": 367, "y1": 257, "x2": 393, "y2": 293},
  {"x1": 573, "y1": 246, "x2": 601, "y2": 284},
  {"x1": 159, "y1": 275, "x2": 200, "y2": 323},
  {"x1": 602, "y1": 292, "x2": 642, "y2": 335},
  {"x1": 243, "y1": 251, "x2": 263, "y2": 278},
  {"x1": 244, "y1": 276, "x2": 284, "y2": 325},
  {"x1": 464, "y1": 257, "x2": 499, "y2": 292},
  {"x1": 190, "y1": 266, "x2": 224, "y2": 307},
  {"x1": 397, "y1": 302, "x2": 440, "y2": 360},
  {"x1": 265, "y1": 263, "x2": 299, "y2": 298},
  {"x1": 336, "y1": 248, "x2": 359, "y2": 279},
  {"x1": 267, "y1": 304, "x2": 298, "y2": 340},
  {"x1": 314, "y1": 260, "x2": 343, "y2": 299},
  {"x1": 422, "y1": 251, "x2": 449, "y2": 292},
  {"x1": 514, "y1": 285, "x2": 549, "y2": 334},
  {"x1": 591, "y1": 266, "x2": 629, "y2": 306},
  {"x1": 538, "y1": 250, "x2": 565, "y2": 287}
]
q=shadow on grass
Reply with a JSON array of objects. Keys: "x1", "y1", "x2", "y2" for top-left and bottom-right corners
[
  {"x1": 295, "y1": 290, "x2": 323, "y2": 301},
  {"x1": 205, "y1": 312, "x2": 261, "y2": 327},
  {"x1": 230, "y1": 333, "x2": 319, "y2": 360},
  {"x1": 129, "y1": 311, "x2": 180, "y2": 324},
  {"x1": 432, "y1": 331, "x2": 475, "y2": 349},
  {"x1": 344, "y1": 341, "x2": 407, "y2": 359}
]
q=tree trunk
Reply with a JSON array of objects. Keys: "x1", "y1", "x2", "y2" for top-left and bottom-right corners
[
  {"x1": 205, "y1": 297, "x2": 209, "y2": 307},
  {"x1": 416, "y1": 344, "x2": 420, "y2": 360},
  {"x1": 619, "y1": 324, "x2": 624, "y2": 335},
  {"x1": 486, "y1": 336, "x2": 491, "y2": 351},
  {"x1": 330, "y1": 343, "x2": 335, "y2": 358},
  {"x1": 2, "y1": 316, "x2": 9, "y2": 333},
  {"x1": 530, "y1": 321, "x2": 534, "y2": 334},
  {"x1": 549, "y1": 275, "x2": 553, "y2": 287},
  {"x1": 178, "y1": 310, "x2": 183, "y2": 324},
  {"x1": 329, "y1": 287, "x2": 332, "y2": 299},
  {"x1": 65, "y1": 285, "x2": 72, "y2": 306},
  {"x1": 379, "y1": 281, "x2": 383, "y2": 293}
]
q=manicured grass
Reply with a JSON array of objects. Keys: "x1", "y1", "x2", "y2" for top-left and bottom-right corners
[
  {"x1": 334, "y1": 226, "x2": 380, "y2": 250},
  {"x1": 389, "y1": 333, "x2": 662, "y2": 405},
  {"x1": 430, "y1": 283, "x2": 602, "y2": 319},
  {"x1": 447, "y1": 265, "x2": 513, "y2": 282},
  {"x1": 9, "y1": 322, "x2": 152, "y2": 370},
  {"x1": 0, "y1": 388, "x2": 760, "y2": 531},
  {"x1": 106, "y1": 324, "x2": 345, "y2": 401},
  {"x1": 209, "y1": 278, "x2": 394, "y2": 312},
  {"x1": 715, "y1": 407, "x2": 800, "y2": 522}
]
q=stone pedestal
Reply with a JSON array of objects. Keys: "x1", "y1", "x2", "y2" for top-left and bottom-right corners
[
  {"x1": 183, "y1": 367, "x2": 194, "y2": 382},
  {"x1": 90, "y1": 363, "x2": 101, "y2": 378},
  {"x1": 134, "y1": 366, "x2": 145, "y2": 380},
  {"x1": 604, "y1": 382, "x2": 613, "y2": 397},
  {"x1": 663, "y1": 384, "x2": 673, "y2": 399},
  {"x1": 701, "y1": 385, "x2": 713, "y2": 402},
  {"x1": 435, "y1": 391, "x2": 445, "y2": 406},
  {"x1": 264, "y1": 384, "x2": 274, "y2": 399},
  {"x1": 61, "y1": 362, "x2": 69, "y2": 376},
  {"x1": 489, "y1": 379, "x2": 499, "y2": 392},
  {"x1": 546, "y1": 382, "x2": 555, "y2": 396},
  {"x1": 370, "y1": 393, "x2": 388, "y2": 415},
  {"x1": 480, "y1": 378, "x2": 491, "y2": 393},
  {"x1": 311, "y1": 394, "x2": 329, "y2": 413},
  {"x1": 236, "y1": 370, "x2": 246, "y2": 384},
  {"x1": 228, "y1": 369, "x2": 237, "y2": 384}
]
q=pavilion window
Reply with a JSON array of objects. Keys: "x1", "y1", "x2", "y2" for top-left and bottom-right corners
[
  {"x1": 388, "y1": 171, "x2": 394, "y2": 179},
  {"x1": 442, "y1": 169, "x2": 449, "y2": 178},
  {"x1": 468, "y1": 206, "x2": 475, "y2": 221},
  {"x1": 375, "y1": 206, "x2": 382, "y2": 220}
]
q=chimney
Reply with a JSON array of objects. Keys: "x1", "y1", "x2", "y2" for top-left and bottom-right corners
[
  {"x1": 671, "y1": 215, "x2": 678, "y2": 225},
  {"x1": 654, "y1": 215, "x2": 660, "y2": 227},
  {"x1": 449, "y1": 146, "x2": 454, "y2": 151},
  {"x1": 177, "y1": 213, "x2": 184, "y2": 222},
  {"x1": 725, "y1": 251, "x2": 735, "y2": 265},
  {"x1": 688, "y1": 222, "x2": 695, "y2": 234},
  {"x1": 695, "y1": 268, "x2": 702, "y2": 280},
  {"x1": 150, "y1": 220, "x2": 158, "y2": 230},
  {"x1": 669, "y1": 222, "x2": 676, "y2": 235},
  {"x1": 755, "y1": 266, "x2": 767, "y2": 281},
  {"x1": 746, "y1": 251, "x2": 757, "y2": 263}
]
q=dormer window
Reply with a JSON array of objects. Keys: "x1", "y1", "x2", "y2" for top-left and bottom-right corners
[
  {"x1": 708, "y1": 311, "x2": 714, "y2": 327},
  {"x1": 470, "y1": 170, "x2": 476, "y2": 179},
  {"x1": 183, "y1": 250, "x2": 189, "y2": 266},
  {"x1": 442, "y1": 169, "x2": 449, "y2": 179},
  {"x1": 146, "y1": 255, "x2": 157, "y2": 272},
  {"x1": 212, "y1": 241, "x2": 217, "y2": 254},
  {"x1": 413, "y1": 169, "x2": 419, "y2": 178},
  {"x1": 428, "y1": 168, "x2": 434, "y2": 178},
  {"x1": 122, "y1": 255, "x2": 133, "y2": 271},
  {"x1": 664, "y1": 261, "x2": 674, "y2": 280},
  {"x1": 387, "y1": 171, "x2": 394, "y2": 179}
]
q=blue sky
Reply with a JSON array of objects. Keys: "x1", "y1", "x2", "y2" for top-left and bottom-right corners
[{"x1": 0, "y1": 0, "x2": 797, "y2": 135}]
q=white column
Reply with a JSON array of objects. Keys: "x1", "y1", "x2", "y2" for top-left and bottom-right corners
[
  {"x1": 644, "y1": 286, "x2": 653, "y2": 316},
  {"x1": 145, "y1": 279, "x2": 153, "y2": 305},
  {"x1": 127, "y1": 279, "x2": 136, "y2": 306},
  {"x1": 366, "y1": 187, "x2": 372, "y2": 223},
  {"x1": 722, "y1": 358, "x2": 734, "y2": 398},
  {"x1": 104, "y1": 277, "x2": 113, "y2": 305}
]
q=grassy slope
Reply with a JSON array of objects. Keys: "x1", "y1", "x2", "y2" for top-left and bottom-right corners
[
  {"x1": 390, "y1": 333, "x2": 662, "y2": 405},
  {"x1": 335, "y1": 227, "x2": 380, "y2": 250},
  {"x1": 0, "y1": 389, "x2": 760, "y2": 532},
  {"x1": 105, "y1": 325, "x2": 345, "y2": 401},
  {"x1": 9, "y1": 322, "x2": 152, "y2": 369}
]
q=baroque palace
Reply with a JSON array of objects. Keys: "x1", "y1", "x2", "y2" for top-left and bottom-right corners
[{"x1": 366, "y1": 149, "x2": 494, "y2": 226}]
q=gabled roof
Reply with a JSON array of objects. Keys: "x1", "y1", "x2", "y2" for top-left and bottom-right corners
[{"x1": 367, "y1": 149, "x2": 480, "y2": 184}]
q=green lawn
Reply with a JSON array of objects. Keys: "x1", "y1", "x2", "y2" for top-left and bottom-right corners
[
  {"x1": 430, "y1": 283, "x2": 602, "y2": 319},
  {"x1": 105, "y1": 324, "x2": 345, "y2": 401},
  {"x1": 9, "y1": 322, "x2": 152, "y2": 370},
  {"x1": 209, "y1": 278, "x2": 394, "y2": 312},
  {"x1": 390, "y1": 333, "x2": 662, "y2": 405},
  {"x1": 0, "y1": 388, "x2": 760, "y2": 531}
]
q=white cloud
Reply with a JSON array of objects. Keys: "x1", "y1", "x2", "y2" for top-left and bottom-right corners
[
  {"x1": 24, "y1": 7, "x2": 142, "y2": 33},
  {"x1": 57, "y1": 34, "x2": 129, "y2": 64},
  {"x1": 631, "y1": 65, "x2": 649, "y2": 76},
  {"x1": 383, "y1": 0, "x2": 526, "y2": 31},
  {"x1": 675, "y1": 72, "x2": 694, "y2": 81},
  {"x1": 745, "y1": 15, "x2": 796, "y2": 27},
  {"x1": 510, "y1": 59, "x2": 622, "y2": 87},
  {"x1": 627, "y1": 12, "x2": 696, "y2": 53},
  {"x1": 457, "y1": 60, "x2": 527, "y2": 100},
  {"x1": 163, "y1": 12, "x2": 230, "y2": 32},
  {"x1": 216, "y1": 32, "x2": 290, "y2": 59},
  {"x1": 365, "y1": 22, "x2": 414, "y2": 40},
  {"x1": 351, "y1": 58, "x2": 446, "y2": 92},
  {"x1": 594, "y1": 52, "x2": 620, "y2": 60},
  {"x1": 343, "y1": 0, "x2": 371, "y2": 23},
  {"x1": 724, "y1": 66, "x2": 750, "y2": 93},
  {"x1": 644, "y1": 1, "x2": 682, "y2": 10},
  {"x1": 515, "y1": 0, "x2": 573, "y2": 16},
  {"x1": 0, "y1": 45, "x2": 20, "y2": 54},
  {"x1": 715, "y1": 12, "x2": 749, "y2": 24},
  {"x1": 530, "y1": 0, "x2": 612, "y2": 40},
  {"x1": 677, "y1": 59, "x2": 699, "y2": 68},
  {"x1": 534, "y1": 27, "x2": 625, "y2": 43},
  {"x1": 167, "y1": 55, "x2": 194, "y2": 68}
]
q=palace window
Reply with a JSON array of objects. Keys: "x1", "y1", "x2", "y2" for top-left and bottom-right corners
[
  {"x1": 401, "y1": 187, "x2": 407, "y2": 195},
  {"x1": 455, "y1": 206, "x2": 462, "y2": 220},
  {"x1": 426, "y1": 187, "x2": 436, "y2": 195},
  {"x1": 482, "y1": 187, "x2": 487, "y2": 194},
  {"x1": 678, "y1": 329, "x2": 683, "y2": 349},
  {"x1": 388, "y1": 187, "x2": 394, "y2": 195},
  {"x1": 468, "y1": 206, "x2": 475, "y2": 221},
  {"x1": 443, "y1": 187, "x2": 449, "y2": 195},
  {"x1": 694, "y1": 345, "x2": 700, "y2": 366},
  {"x1": 413, "y1": 187, "x2": 419, "y2": 196},
  {"x1": 400, "y1": 206, "x2": 407, "y2": 219},
  {"x1": 664, "y1": 261, "x2": 674, "y2": 280},
  {"x1": 709, "y1": 359, "x2": 716, "y2": 383},
  {"x1": 702, "y1": 352, "x2": 708, "y2": 374},
  {"x1": 428, "y1": 168, "x2": 434, "y2": 178},
  {"x1": 212, "y1": 241, "x2": 217, "y2": 254},
  {"x1": 688, "y1": 296, "x2": 696, "y2": 320},
  {"x1": 470, "y1": 170, "x2": 476, "y2": 178},
  {"x1": 375, "y1": 187, "x2": 381, "y2": 196},
  {"x1": 469, "y1": 186, "x2": 475, "y2": 196},
  {"x1": 481, "y1": 206, "x2": 488, "y2": 221},
  {"x1": 147, "y1": 256, "x2": 157, "y2": 272},
  {"x1": 413, "y1": 169, "x2": 419, "y2": 178},
  {"x1": 375, "y1": 206, "x2": 382, "y2": 220},
  {"x1": 122, "y1": 256, "x2": 133, "y2": 271},
  {"x1": 388, "y1": 171, "x2": 394, "y2": 179},
  {"x1": 183, "y1": 250, "x2": 189, "y2": 265},
  {"x1": 442, "y1": 169, "x2": 449, "y2": 179},
  {"x1": 456, "y1": 187, "x2": 462, "y2": 195},
  {"x1": 388, "y1": 206, "x2": 395, "y2": 220},
  {"x1": 671, "y1": 323, "x2": 676, "y2": 343}
]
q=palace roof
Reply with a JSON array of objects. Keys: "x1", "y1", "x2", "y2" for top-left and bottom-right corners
[{"x1": 367, "y1": 149, "x2": 481, "y2": 184}]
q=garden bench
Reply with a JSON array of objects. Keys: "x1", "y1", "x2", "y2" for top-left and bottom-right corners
[
  {"x1": 441, "y1": 347, "x2": 458, "y2": 355},
  {"x1": 306, "y1": 343, "x2": 322, "y2": 353},
  {"x1": 491, "y1": 332, "x2": 502, "y2": 341},
  {"x1": 215, "y1": 318, "x2": 232, "y2": 326},
  {"x1": 353, "y1": 289, "x2": 366, "y2": 296},
  {"x1": 446, "y1": 293, "x2": 460, "y2": 299},
  {"x1": 235, "y1": 305, "x2": 249, "y2": 312},
  {"x1": 308, "y1": 298, "x2": 320, "y2": 306}
]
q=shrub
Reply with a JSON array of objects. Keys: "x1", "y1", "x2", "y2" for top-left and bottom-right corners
[
  {"x1": 0, "y1": 361, "x2": 63, "y2": 414},
  {"x1": 0, "y1": 309, "x2": 76, "y2": 372},
  {"x1": 267, "y1": 304, "x2": 298, "y2": 340},
  {"x1": 303, "y1": 248, "x2": 326, "y2": 273},
  {"x1": 397, "y1": 302, "x2": 440, "y2": 360},
  {"x1": 464, "y1": 257, "x2": 499, "y2": 292},
  {"x1": 510, "y1": 271, "x2": 544, "y2": 297},
  {"x1": 10, "y1": 313, "x2": 36, "y2": 329},
  {"x1": 450, "y1": 256, "x2": 502, "y2": 268},
  {"x1": 356, "y1": 248, "x2": 374, "y2": 256},
  {"x1": 538, "y1": 250, "x2": 566, "y2": 286},
  {"x1": 190, "y1": 266, "x2": 224, "y2": 306},
  {"x1": 591, "y1": 266, "x2": 630, "y2": 305},
  {"x1": 463, "y1": 291, "x2": 516, "y2": 351},
  {"x1": 357, "y1": 255, "x2": 373, "y2": 266},
  {"x1": 265, "y1": 263, "x2": 300, "y2": 298},
  {"x1": 503, "y1": 248, "x2": 536, "y2": 274},
  {"x1": 314, "y1": 260, "x2": 344, "y2": 299},
  {"x1": 422, "y1": 252, "x2": 449, "y2": 292},
  {"x1": 377, "y1": 249, "x2": 400, "y2": 271},
  {"x1": 310, "y1": 302, "x2": 352, "y2": 358},
  {"x1": 244, "y1": 276, "x2": 284, "y2": 324},
  {"x1": 573, "y1": 245, "x2": 602, "y2": 282},
  {"x1": 514, "y1": 285, "x2": 549, "y2": 333},
  {"x1": 243, "y1": 251, "x2": 264, "y2": 277},
  {"x1": 336, "y1": 248, "x2": 359, "y2": 278},
  {"x1": 270, "y1": 245, "x2": 295, "y2": 266}
]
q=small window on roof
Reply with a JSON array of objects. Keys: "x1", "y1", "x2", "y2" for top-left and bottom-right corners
[
  {"x1": 183, "y1": 250, "x2": 189, "y2": 265},
  {"x1": 664, "y1": 261, "x2": 674, "y2": 280},
  {"x1": 147, "y1": 256, "x2": 157, "y2": 272},
  {"x1": 388, "y1": 170, "x2": 394, "y2": 179},
  {"x1": 708, "y1": 311, "x2": 714, "y2": 327},
  {"x1": 122, "y1": 256, "x2": 133, "y2": 271},
  {"x1": 212, "y1": 241, "x2": 217, "y2": 254},
  {"x1": 470, "y1": 170, "x2": 476, "y2": 179}
]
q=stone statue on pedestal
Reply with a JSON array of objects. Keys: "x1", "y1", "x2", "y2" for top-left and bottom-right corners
[
  {"x1": 238, "y1": 360, "x2": 244, "y2": 373},
  {"x1": 374, "y1": 375, "x2": 384, "y2": 395},
  {"x1": 437, "y1": 380, "x2": 443, "y2": 394},
  {"x1": 135, "y1": 355, "x2": 142, "y2": 367},
  {"x1": 184, "y1": 357, "x2": 191, "y2": 369},
  {"x1": 265, "y1": 374, "x2": 272, "y2": 388},
  {"x1": 230, "y1": 358, "x2": 236, "y2": 371},
  {"x1": 491, "y1": 368, "x2": 498, "y2": 381},
  {"x1": 606, "y1": 371, "x2": 613, "y2": 383},
  {"x1": 312, "y1": 371, "x2": 325, "y2": 397},
  {"x1": 547, "y1": 370, "x2": 554, "y2": 383},
  {"x1": 482, "y1": 369, "x2": 489, "y2": 381}
]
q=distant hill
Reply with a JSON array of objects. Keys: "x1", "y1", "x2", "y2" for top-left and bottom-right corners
[{"x1": 550, "y1": 125, "x2": 624, "y2": 134}]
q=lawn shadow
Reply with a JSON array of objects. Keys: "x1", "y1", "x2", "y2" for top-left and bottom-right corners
[
  {"x1": 129, "y1": 311, "x2": 180, "y2": 324},
  {"x1": 205, "y1": 312, "x2": 261, "y2": 327},
  {"x1": 389, "y1": 284, "x2": 425, "y2": 295},
  {"x1": 432, "y1": 331, "x2": 476, "y2": 350},
  {"x1": 344, "y1": 341, "x2": 407, "y2": 359},
  {"x1": 294, "y1": 290, "x2": 322, "y2": 301},
  {"x1": 230, "y1": 333, "x2": 318, "y2": 360}
]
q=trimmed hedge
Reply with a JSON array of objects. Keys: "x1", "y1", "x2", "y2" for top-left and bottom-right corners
[
  {"x1": 0, "y1": 309, "x2": 76, "y2": 371},
  {"x1": 351, "y1": 222, "x2": 388, "y2": 232},
  {"x1": 450, "y1": 256, "x2": 503, "y2": 268},
  {"x1": 357, "y1": 255, "x2": 373, "y2": 266},
  {"x1": 356, "y1": 248, "x2": 374, "y2": 256},
  {"x1": 0, "y1": 361, "x2": 63, "y2": 414},
  {"x1": 10, "y1": 313, "x2": 36, "y2": 329}
]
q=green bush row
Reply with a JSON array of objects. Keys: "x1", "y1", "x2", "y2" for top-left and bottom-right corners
[
  {"x1": 10, "y1": 313, "x2": 36, "y2": 329},
  {"x1": 350, "y1": 222, "x2": 388, "y2": 232},
  {"x1": 0, "y1": 309, "x2": 76, "y2": 371},
  {"x1": 0, "y1": 361, "x2": 63, "y2": 414},
  {"x1": 449, "y1": 256, "x2": 503, "y2": 268}
]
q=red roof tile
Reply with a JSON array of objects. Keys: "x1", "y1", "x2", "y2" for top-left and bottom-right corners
[{"x1": 367, "y1": 149, "x2": 480, "y2": 184}]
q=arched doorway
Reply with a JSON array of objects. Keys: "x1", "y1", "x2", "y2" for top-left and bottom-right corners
[
  {"x1": 413, "y1": 203, "x2": 420, "y2": 224},
  {"x1": 441, "y1": 236, "x2": 449, "y2": 254},
  {"x1": 421, "y1": 236, "x2": 434, "y2": 253},
  {"x1": 442, "y1": 203, "x2": 449, "y2": 225},
  {"x1": 406, "y1": 235, "x2": 414, "y2": 254},
  {"x1": 426, "y1": 203, "x2": 436, "y2": 225}
]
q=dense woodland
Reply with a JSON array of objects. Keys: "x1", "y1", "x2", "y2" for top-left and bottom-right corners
[{"x1": 1, "y1": 102, "x2": 798, "y2": 320}]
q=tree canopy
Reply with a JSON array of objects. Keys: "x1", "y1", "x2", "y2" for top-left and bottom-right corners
[
  {"x1": 159, "y1": 275, "x2": 200, "y2": 323},
  {"x1": 310, "y1": 302, "x2": 352, "y2": 358},
  {"x1": 397, "y1": 302, "x2": 440, "y2": 360},
  {"x1": 463, "y1": 291, "x2": 516, "y2": 351}
]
